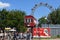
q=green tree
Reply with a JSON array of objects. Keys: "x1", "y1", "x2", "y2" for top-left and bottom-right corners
[
  {"x1": 0, "y1": 9, "x2": 9, "y2": 29},
  {"x1": 47, "y1": 8, "x2": 60, "y2": 24},
  {"x1": 38, "y1": 16, "x2": 47, "y2": 27},
  {"x1": 38, "y1": 7, "x2": 60, "y2": 26},
  {"x1": 0, "y1": 9, "x2": 27, "y2": 32}
]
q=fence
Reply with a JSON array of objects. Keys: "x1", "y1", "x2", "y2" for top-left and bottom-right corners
[{"x1": 41, "y1": 24, "x2": 60, "y2": 37}]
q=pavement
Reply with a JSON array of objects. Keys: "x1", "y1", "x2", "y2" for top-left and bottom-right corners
[
  {"x1": 0, "y1": 38, "x2": 60, "y2": 40},
  {"x1": 33, "y1": 38, "x2": 60, "y2": 40}
]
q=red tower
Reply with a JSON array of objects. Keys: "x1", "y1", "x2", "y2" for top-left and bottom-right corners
[{"x1": 24, "y1": 15, "x2": 36, "y2": 27}]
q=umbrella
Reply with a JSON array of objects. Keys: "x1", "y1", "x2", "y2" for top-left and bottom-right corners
[
  {"x1": 5, "y1": 28, "x2": 11, "y2": 30},
  {"x1": 9, "y1": 29, "x2": 16, "y2": 31}
]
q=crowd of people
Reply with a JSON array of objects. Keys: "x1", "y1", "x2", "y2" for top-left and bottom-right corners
[{"x1": 0, "y1": 29, "x2": 32, "y2": 40}]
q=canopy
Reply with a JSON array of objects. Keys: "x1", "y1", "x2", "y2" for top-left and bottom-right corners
[
  {"x1": 5, "y1": 27, "x2": 11, "y2": 30},
  {"x1": 9, "y1": 29, "x2": 16, "y2": 31}
]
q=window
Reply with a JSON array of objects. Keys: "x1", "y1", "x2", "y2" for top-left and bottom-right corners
[
  {"x1": 31, "y1": 18, "x2": 33, "y2": 22},
  {"x1": 25, "y1": 18, "x2": 33, "y2": 23}
]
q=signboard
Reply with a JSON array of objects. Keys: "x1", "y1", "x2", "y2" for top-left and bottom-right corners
[{"x1": 33, "y1": 28, "x2": 51, "y2": 38}]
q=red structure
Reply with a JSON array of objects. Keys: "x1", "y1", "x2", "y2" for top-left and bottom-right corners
[
  {"x1": 24, "y1": 15, "x2": 36, "y2": 27},
  {"x1": 33, "y1": 28, "x2": 51, "y2": 38}
]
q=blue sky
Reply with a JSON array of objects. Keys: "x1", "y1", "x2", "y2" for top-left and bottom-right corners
[{"x1": 0, "y1": 0, "x2": 60, "y2": 19}]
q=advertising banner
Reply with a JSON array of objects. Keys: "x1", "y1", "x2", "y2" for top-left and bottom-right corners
[{"x1": 33, "y1": 28, "x2": 51, "y2": 38}]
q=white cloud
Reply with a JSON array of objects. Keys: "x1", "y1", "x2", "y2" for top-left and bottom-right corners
[{"x1": 0, "y1": 2, "x2": 10, "y2": 8}]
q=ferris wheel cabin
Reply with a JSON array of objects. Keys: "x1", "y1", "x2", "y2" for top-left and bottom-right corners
[{"x1": 24, "y1": 15, "x2": 36, "y2": 27}]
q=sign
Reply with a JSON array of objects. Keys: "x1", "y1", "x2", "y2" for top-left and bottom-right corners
[{"x1": 33, "y1": 28, "x2": 51, "y2": 38}]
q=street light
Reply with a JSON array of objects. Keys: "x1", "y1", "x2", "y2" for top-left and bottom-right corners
[{"x1": 45, "y1": 17, "x2": 50, "y2": 28}]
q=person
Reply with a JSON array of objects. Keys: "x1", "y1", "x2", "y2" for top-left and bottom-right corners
[
  {"x1": 0, "y1": 30, "x2": 3, "y2": 40},
  {"x1": 20, "y1": 32, "x2": 23, "y2": 40},
  {"x1": 26, "y1": 31, "x2": 31, "y2": 40},
  {"x1": 16, "y1": 32, "x2": 19, "y2": 40},
  {"x1": 9, "y1": 32, "x2": 14, "y2": 40},
  {"x1": 13, "y1": 32, "x2": 17, "y2": 40},
  {"x1": 8, "y1": 32, "x2": 11, "y2": 40}
]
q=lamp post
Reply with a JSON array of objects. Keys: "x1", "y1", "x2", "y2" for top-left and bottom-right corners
[{"x1": 45, "y1": 17, "x2": 50, "y2": 28}]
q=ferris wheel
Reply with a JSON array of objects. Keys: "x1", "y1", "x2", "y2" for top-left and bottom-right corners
[
  {"x1": 24, "y1": 2, "x2": 55, "y2": 27},
  {"x1": 31, "y1": 2, "x2": 55, "y2": 16}
]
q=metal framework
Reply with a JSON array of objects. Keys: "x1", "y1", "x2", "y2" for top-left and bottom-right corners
[{"x1": 31, "y1": 2, "x2": 55, "y2": 16}]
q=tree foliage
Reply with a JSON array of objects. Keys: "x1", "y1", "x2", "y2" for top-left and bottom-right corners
[
  {"x1": 38, "y1": 16, "x2": 47, "y2": 24},
  {"x1": 0, "y1": 9, "x2": 27, "y2": 32},
  {"x1": 38, "y1": 16, "x2": 47, "y2": 27},
  {"x1": 38, "y1": 7, "x2": 60, "y2": 26},
  {"x1": 48, "y1": 8, "x2": 60, "y2": 24}
]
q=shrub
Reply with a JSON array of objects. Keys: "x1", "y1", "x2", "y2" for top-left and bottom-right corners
[{"x1": 57, "y1": 35, "x2": 60, "y2": 38}]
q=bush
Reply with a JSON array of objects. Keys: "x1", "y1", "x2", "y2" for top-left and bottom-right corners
[{"x1": 57, "y1": 35, "x2": 60, "y2": 38}]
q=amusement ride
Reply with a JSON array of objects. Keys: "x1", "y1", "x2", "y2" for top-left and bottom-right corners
[{"x1": 24, "y1": 2, "x2": 55, "y2": 38}]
